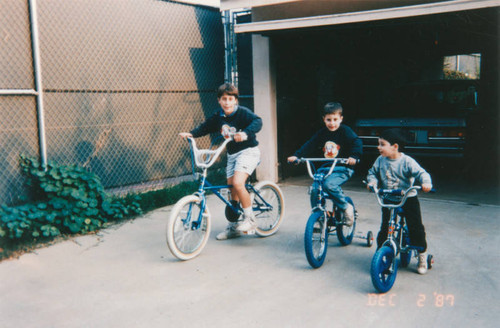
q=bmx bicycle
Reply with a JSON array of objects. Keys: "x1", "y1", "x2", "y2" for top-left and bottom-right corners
[
  {"x1": 294, "y1": 158, "x2": 373, "y2": 268},
  {"x1": 368, "y1": 184, "x2": 434, "y2": 293},
  {"x1": 166, "y1": 136, "x2": 285, "y2": 260}
]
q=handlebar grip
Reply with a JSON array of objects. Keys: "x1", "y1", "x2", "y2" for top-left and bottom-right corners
[
  {"x1": 363, "y1": 180, "x2": 376, "y2": 192},
  {"x1": 287, "y1": 158, "x2": 301, "y2": 164}
]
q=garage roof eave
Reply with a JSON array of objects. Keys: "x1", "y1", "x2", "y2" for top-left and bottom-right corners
[
  {"x1": 221, "y1": 0, "x2": 300, "y2": 11},
  {"x1": 234, "y1": 0, "x2": 500, "y2": 33}
]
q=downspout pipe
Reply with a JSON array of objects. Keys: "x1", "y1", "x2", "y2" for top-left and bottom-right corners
[
  {"x1": 222, "y1": 10, "x2": 233, "y2": 84},
  {"x1": 28, "y1": 0, "x2": 48, "y2": 169}
]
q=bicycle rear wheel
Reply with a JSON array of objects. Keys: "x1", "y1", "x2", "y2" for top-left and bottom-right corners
[
  {"x1": 370, "y1": 246, "x2": 398, "y2": 293},
  {"x1": 400, "y1": 250, "x2": 412, "y2": 268},
  {"x1": 250, "y1": 181, "x2": 285, "y2": 237},
  {"x1": 166, "y1": 195, "x2": 211, "y2": 260},
  {"x1": 304, "y1": 211, "x2": 328, "y2": 268}
]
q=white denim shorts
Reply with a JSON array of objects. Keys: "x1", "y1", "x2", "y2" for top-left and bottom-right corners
[{"x1": 226, "y1": 146, "x2": 260, "y2": 178}]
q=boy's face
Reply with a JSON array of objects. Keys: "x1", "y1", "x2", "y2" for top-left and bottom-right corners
[
  {"x1": 218, "y1": 93, "x2": 237, "y2": 115},
  {"x1": 323, "y1": 113, "x2": 343, "y2": 132},
  {"x1": 377, "y1": 138, "x2": 399, "y2": 159}
]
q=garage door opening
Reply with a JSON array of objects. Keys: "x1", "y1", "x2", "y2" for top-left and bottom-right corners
[{"x1": 275, "y1": 9, "x2": 498, "y2": 181}]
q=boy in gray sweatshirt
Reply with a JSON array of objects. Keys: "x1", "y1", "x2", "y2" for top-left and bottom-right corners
[{"x1": 366, "y1": 128, "x2": 433, "y2": 274}]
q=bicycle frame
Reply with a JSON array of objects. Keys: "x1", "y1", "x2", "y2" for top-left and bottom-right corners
[
  {"x1": 297, "y1": 157, "x2": 350, "y2": 213},
  {"x1": 166, "y1": 135, "x2": 284, "y2": 260},
  {"x1": 368, "y1": 184, "x2": 432, "y2": 292},
  {"x1": 299, "y1": 157, "x2": 369, "y2": 267},
  {"x1": 186, "y1": 137, "x2": 274, "y2": 225},
  {"x1": 369, "y1": 185, "x2": 422, "y2": 256},
  {"x1": 382, "y1": 207, "x2": 406, "y2": 256}
]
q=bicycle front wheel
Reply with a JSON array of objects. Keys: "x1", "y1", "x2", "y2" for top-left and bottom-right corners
[
  {"x1": 250, "y1": 181, "x2": 285, "y2": 237},
  {"x1": 304, "y1": 211, "x2": 328, "y2": 268},
  {"x1": 166, "y1": 195, "x2": 211, "y2": 260},
  {"x1": 370, "y1": 246, "x2": 398, "y2": 293}
]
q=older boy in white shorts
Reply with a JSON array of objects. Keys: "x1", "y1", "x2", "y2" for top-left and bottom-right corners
[{"x1": 179, "y1": 83, "x2": 262, "y2": 240}]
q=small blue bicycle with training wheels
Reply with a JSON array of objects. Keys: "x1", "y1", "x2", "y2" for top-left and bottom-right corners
[
  {"x1": 166, "y1": 135, "x2": 285, "y2": 260},
  {"x1": 368, "y1": 184, "x2": 434, "y2": 293},
  {"x1": 294, "y1": 158, "x2": 373, "y2": 268}
]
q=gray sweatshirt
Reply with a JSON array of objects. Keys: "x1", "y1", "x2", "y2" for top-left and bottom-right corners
[{"x1": 367, "y1": 153, "x2": 432, "y2": 197}]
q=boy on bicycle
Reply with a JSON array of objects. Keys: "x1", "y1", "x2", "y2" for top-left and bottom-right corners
[
  {"x1": 287, "y1": 101, "x2": 362, "y2": 226},
  {"x1": 366, "y1": 128, "x2": 433, "y2": 274},
  {"x1": 179, "y1": 83, "x2": 262, "y2": 240}
]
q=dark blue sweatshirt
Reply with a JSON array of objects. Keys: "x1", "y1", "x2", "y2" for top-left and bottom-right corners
[
  {"x1": 190, "y1": 105, "x2": 262, "y2": 154},
  {"x1": 293, "y1": 125, "x2": 363, "y2": 161}
]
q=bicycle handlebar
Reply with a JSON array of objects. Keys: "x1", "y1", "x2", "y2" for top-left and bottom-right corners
[
  {"x1": 367, "y1": 183, "x2": 422, "y2": 209},
  {"x1": 293, "y1": 157, "x2": 358, "y2": 180},
  {"x1": 187, "y1": 136, "x2": 232, "y2": 169}
]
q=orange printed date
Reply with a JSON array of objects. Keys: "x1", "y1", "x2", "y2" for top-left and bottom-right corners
[{"x1": 367, "y1": 293, "x2": 455, "y2": 307}]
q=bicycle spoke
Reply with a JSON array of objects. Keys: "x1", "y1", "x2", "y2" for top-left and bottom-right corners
[
  {"x1": 254, "y1": 187, "x2": 280, "y2": 227},
  {"x1": 171, "y1": 200, "x2": 207, "y2": 255}
]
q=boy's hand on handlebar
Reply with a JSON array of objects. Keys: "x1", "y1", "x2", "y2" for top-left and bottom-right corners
[
  {"x1": 347, "y1": 157, "x2": 358, "y2": 166},
  {"x1": 233, "y1": 132, "x2": 248, "y2": 142},
  {"x1": 422, "y1": 183, "x2": 433, "y2": 193},
  {"x1": 366, "y1": 182, "x2": 377, "y2": 191},
  {"x1": 287, "y1": 156, "x2": 298, "y2": 164},
  {"x1": 179, "y1": 132, "x2": 192, "y2": 139}
]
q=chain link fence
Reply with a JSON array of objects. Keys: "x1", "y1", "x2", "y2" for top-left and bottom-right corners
[{"x1": 0, "y1": 0, "x2": 225, "y2": 205}]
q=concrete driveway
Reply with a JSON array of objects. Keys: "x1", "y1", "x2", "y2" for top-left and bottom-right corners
[{"x1": 1, "y1": 178, "x2": 499, "y2": 328}]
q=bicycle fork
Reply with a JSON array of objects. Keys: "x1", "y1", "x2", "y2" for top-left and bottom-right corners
[
  {"x1": 184, "y1": 193, "x2": 208, "y2": 230},
  {"x1": 380, "y1": 209, "x2": 400, "y2": 273}
]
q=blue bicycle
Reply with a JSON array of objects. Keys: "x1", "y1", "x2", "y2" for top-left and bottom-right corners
[
  {"x1": 296, "y1": 158, "x2": 373, "y2": 268},
  {"x1": 166, "y1": 136, "x2": 285, "y2": 260},
  {"x1": 368, "y1": 184, "x2": 434, "y2": 293}
]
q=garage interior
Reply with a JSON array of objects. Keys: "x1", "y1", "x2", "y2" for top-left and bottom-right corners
[{"x1": 263, "y1": 8, "x2": 499, "y2": 181}]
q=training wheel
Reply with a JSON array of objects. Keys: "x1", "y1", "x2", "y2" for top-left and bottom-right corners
[{"x1": 367, "y1": 231, "x2": 374, "y2": 247}]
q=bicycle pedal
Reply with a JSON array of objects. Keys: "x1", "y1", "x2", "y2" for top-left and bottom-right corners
[{"x1": 242, "y1": 229, "x2": 256, "y2": 235}]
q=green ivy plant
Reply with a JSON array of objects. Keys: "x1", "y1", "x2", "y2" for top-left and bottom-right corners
[{"x1": 0, "y1": 155, "x2": 142, "y2": 241}]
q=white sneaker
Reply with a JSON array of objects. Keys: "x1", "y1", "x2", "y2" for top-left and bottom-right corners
[
  {"x1": 417, "y1": 252, "x2": 428, "y2": 274},
  {"x1": 216, "y1": 222, "x2": 241, "y2": 240},
  {"x1": 344, "y1": 203, "x2": 354, "y2": 227},
  {"x1": 236, "y1": 214, "x2": 257, "y2": 234}
]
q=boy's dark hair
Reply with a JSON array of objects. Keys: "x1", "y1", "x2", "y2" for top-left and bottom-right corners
[
  {"x1": 380, "y1": 128, "x2": 410, "y2": 150},
  {"x1": 323, "y1": 102, "x2": 343, "y2": 116},
  {"x1": 217, "y1": 83, "x2": 239, "y2": 99}
]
